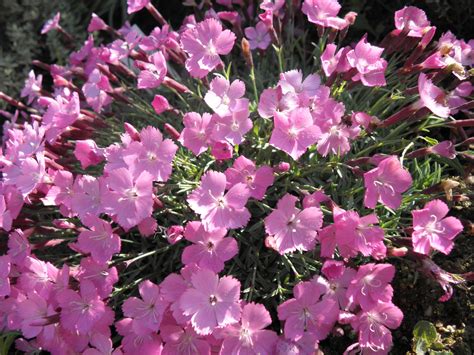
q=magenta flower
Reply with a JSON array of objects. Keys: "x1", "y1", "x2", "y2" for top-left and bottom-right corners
[
  {"x1": 57, "y1": 280, "x2": 110, "y2": 335},
  {"x1": 179, "y1": 112, "x2": 214, "y2": 156},
  {"x1": 257, "y1": 86, "x2": 298, "y2": 119},
  {"x1": 346, "y1": 263, "x2": 395, "y2": 310},
  {"x1": 84, "y1": 334, "x2": 122, "y2": 355},
  {"x1": 225, "y1": 156, "x2": 274, "y2": 200},
  {"x1": 101, "y1": 168, "x2": 154, "y2": 230},
  {"x1": 265, "y1": 194, "x2": 323, "y2": 254},
  {"x1": 316, "y1": 122, "x2": 359, "y2": 157},
  {"x1": 21, "y1": 70, "x2": 43, "y2": 104},
  {"x1": 204, "y1": 76, "x2": 246, "y2": 117},
  {"x1": 127, "y1": 0, "x2": 150, "y2": 14},
  {"x1": 71, "y1": 175, "x2": 104, "y2": 220},
  {"x1": 18, "y1": 291, "x2": 57, "y2": 339},
  {"x1": 41, "y1": 12, "x2": 61, "y2": 34},
  {"x1": 218, "y1": 302, "x2": 278, "y2": 354},
  {"x1": 211, "y1": 141, "x2": 233, "y2": 160},
  {"x1": 76, "y1": 257, "x2": 119, "y2": 299},
  {"x1": 151, "y1": 94, "x2": 170, "y2": 114},
  {"x1": 351, "y1": 302, "x2": 403, "y2": 354},
  {"x1": 187, "y1": 171, "x2": 251, "y2": 231},
  {"x1": 346, "y1": 36, "x2": 388, "y2": 87},
  {"x1": 116, "y1": 318, "x2": 163, "y2": 354},
  {"x1": 87, "y1": 13, "x2": 108, "y2": 32},
  {"x1": 245, "y1": 22, "x2": 271, "y2": 50},
  {"x1": 76, "y1": 215, "x2": 121, "y2": 264},
  {"x1": 269, "y1": 108, "x2": 321, "y2": 160},
  {"x1": 302, "y1": 0, "x2": 348, "y2": 30},
  {"x1": 302, "y1": 190, "x2": 329, "y2": 209},
  {"x1": 417, "y1": 73, "x2": 450, "y2": 118},
  {"x1": 317, "y1": 260, "x2": 356, "y2": 310},
  {"x1": 136, "y1": 52, "x2": 167, "y2": 89},
  {"x1": 277, "y1": 281, "x2": 339, "y2": 341},
  {"x1": 412, "y1": 199, "x2": 463, "y2": 255},
  {"x1": 363, "y1": 156, "x2": 412, "y2": 210},
  {"x1": 182, "y1": 221, "x2": 238, "y2": 272},
  {"x1": 211, "y1": 104, "x2": 252, "y2": 145},
  {"x1": 122, "y1": 126, "x2": 178, "y2": 182},
  {"x1": 394, "y1": 6, "x2": 430, "y2": 37},
  {"x1": 122, "y1": 280, "x2": 168, "y2": 333},
  {"x1": 0, "y1": 255, "x2": 11, "y2": 297},
  {"x1": 74, "y1": 140, "x2": 105, "y2": 169},
  {"x1": 429, "y1": 141, "x2": 456, "y2": 159},
  {"x1": 179, "y1": 268, "x2": 241, "y2": 335},
  {"x1": 321, "y1": 44, "x2": 350, "y2": 77},
  {"x1": 161, "y1": 322, "x2": 211, "y2": 355},
  {"x1": 181, "y1": 18, "x2": 236, "y2": 78}
]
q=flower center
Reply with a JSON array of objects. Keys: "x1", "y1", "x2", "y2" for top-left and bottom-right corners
[{"x1": 209, "y1": 295, "x2": 218, "y2": 306}]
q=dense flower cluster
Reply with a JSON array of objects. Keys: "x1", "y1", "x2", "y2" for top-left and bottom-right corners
[{"x1": 0, "y1": 0, "x2": 471, "y2": 354}]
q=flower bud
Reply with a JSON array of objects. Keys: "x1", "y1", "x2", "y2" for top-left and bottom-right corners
[
  {"x1": 167, "y1": 225, "x2": 184, "y2": 244},
  {"x1": 275, "y1": 162, "x2": 290, "y2": 173}
]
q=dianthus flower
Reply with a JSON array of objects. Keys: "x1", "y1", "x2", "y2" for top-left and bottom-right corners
[
  {"x1": 347, "y1": 36, "x2": 387, "y2": 87},
  {"x1": 302, "y1": 0, "x2": 348, "y2": 30},
  {"x1": 127, "y1": 0, "x2": 150, "y2": 14},
  {"x1": 278, "y1": 69, "x2": 321, "y2": 104},
  {"x1": 179, "y1": 268, "x2": 241, "y2": 335},
  {"x1": 70, "y1": 175, "x2": 104, "y2": 219},
  {"x1": 181, "y1": 18, "x2": 236, "y2": 78},
  {"x1": 416, "y1": 73, "x2": 450, "y2": 118},
  {"x1": 245, "y1": 22, "x2": 272, "y2": 50},
  {"x1": 0, "y1": 255, "x2": 11, "y2": 297},
  {"x1": 204, "y1": 76, "x2": 246, "y2": 117},
  {"x1": 211, "y1": 103, "x2": 252, "y2": 145},
  {"x1": 182, "y1": 221, "x2": 238, "y2": 272},
  {"x1": 412, "y1": 199, "x2": 463, "y2": 255},
  {"x1": 257, "y1": 86, "x2": 298, "y2": 119},
  {"x1": 394, "y1": 6, "x2": 431, "y2": 37},
  {"x1": 136, "y1": 51, "x2": 167, "y2": 89},
  {"x1": 83, "y1": 69, "x2": 112, "y2": 113},
  {"x1": 161, "y1": 321, "x2": 211, "y2": 355},
  {"x1": 179, "y1": 112, "x2": 214, "y2": 156},
  {"x1": 76, "y1": 257, "x2": 119, "y2": 299},
  {"x1": 265, "y1": 194, "x2": 323, "y2": 254},
  {"x1": 187, "y1": 171, "x2": 251, "y2": 231},
  {"x1": 21, "y1": 70, "x2": 43, "y2": 104},
  {"x1": 74, "y1": 139, "x2": 105, "y2": 169}
]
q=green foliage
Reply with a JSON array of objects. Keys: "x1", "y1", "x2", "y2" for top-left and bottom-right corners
[{"x1": 413, "y1": 321, "x2": 453, "y2": 355}]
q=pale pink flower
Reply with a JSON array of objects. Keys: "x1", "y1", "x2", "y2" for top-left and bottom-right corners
[
  {"x1": 187, "y1": 171, "x2": 251, "y2": 231},
  {"x1": 182, "y1": 221, "x2": 238, "y2": 272},
  {"x1": 394, "y1": 6, "x2": 430, "y2": 38},
  {"x1": 161, "y1": 321, "x2": 211, "y2": 355},
  {"x1": 84, "y1": 334, "x2": 123, "y2": 355},
  {"x1": 8, "y1": 229, "x2": 31, "y2": 265},
  {"x1": 257, "y1": 86, "x2": 299, "y2": 119},
  {"x1": 211, "y1": 104, "x2": 252, "y2": 145},
  {"x1": 179, "y1": 112, "x2": 214, "y2": 156},
  {"x1": 42, "y1": 170, "x2": 74, "y2": 212},
  {"x1": 76, "y1": 215, "x2": 121, "y2": 264},
  {"x1": 265, "y1": 194, "x2": 323, "y2": 254},
  {"x1": 122, "y1": 126, "x2": 178, "y2": 182},
  {"x1": 346, "y1": 263, "x2": 395, "y2": 310},
  {"x1": 17, "y1": 291, "x2": 57, "y2": 339},
  {"x1": 417, "y1": 73, "x2": 450, "y2": 118},
  {"x1": 127, "y1": 0, "x2": 150, "y2": 14},
  {"x1": 302, "y1": 0, "x2": 348, "y2": 30},
  {"x1": 179, "y1": 268, "x2": 241, "y2": 335},
  {"x1": 2, "y1": 153, "x2": 46, "y2": 197},
  {"x1": 316, "y1": 122, "x2": 359, "y2": 157},
  {"x1": 275, "y1": 333, "x2": 320, "y2": 355},
  {"x1": 151, "y1": 95, "x2": 170, "y2": 114},
  {"x1": 363, "y1": 156, "x2": 412, "y2": 210},
  {"x1": 269, "y1": 108, "x2": 321, "y2": 160},
  {"x1": 217, "y1": 302, "x2": 278, "y2": 354},
  {"x1": 277, "y1": 281, "x2": 339, "y2": 341},
  {"x1": 278, "y1": 70, "x2": 321, "y2": 104},
  {"x1": 82, "y1": 69, "x2": 112, "y2": 113},
  {"x1": 0, "y1": 196, "x2": 12, "y2": 231},
  {"x1": 316, "y1": 260, "x2": 357, "y2": 310},
  {"x1": 41, "y1": 92, "x2": 81, "y2": 142},
  {"x1": 116, "y1": 318, "x2": 163, "y2": 354},
  {"x1": 136, "y1": 52, "x2": 167, "y2": 89},
  {"x1": 351, "y1": 302, "x2": 403, "y2": 354},
  {"x1": 0, "y1": 255, "x2": 11, "y2": 297},
  {"x1": 211, "y1": 141, "x2": 233, "y2": 160},
  {"x1": 57, "y1": 280, "x2": 111, "y2": 335},
  {"x1": 204, "y1": 76, "x2": 246, "y2": 116},
  {"x1": 74, "y1": 139, "x2": 105, "y2": 169},
  {"x1": 302, "y1": 190, "x2": 328, "y2": 209},
  {"x1": 181, "y1": 18, "x2": 236, "y2": 78},
  {"x1": 412, "y1": 199, "x2": 463, "y2": 255},
  {"x1": 101, "y1": 168, "x2": 154, "y2": 230},
  {"x1": 76, "y1": 257, "x2": 118, "y2": 299},
  {"x1": 87, "y1": 13, "x2": 108, "y2": 32},
  {"x1": 346, "y1": 36, "x2": 387, "y2": 87},
  {"x1": 122, "y1": 280, "x2": 168, "y2": 333},
  {"x1": 70, "y1": 175, "x2": 104, "y2": 219},
  {"x1": 41, "y1": 12, "x2": 61, "y2": 34},
  {"x1": 321, "y1": 44, "x2": 351, "y2": 77},
  {"x1": 245, "y1": 22, "x2": 271, "y2": 50},
  {"x1": 225, "y1": 156, "x2": 274, "y2": 200},
  {"x1": 140, "y1": 25, "x2": 179, "y2": 52},
  {"x1": 21, "y1": 70, "x2": 43, "y2": 104}
]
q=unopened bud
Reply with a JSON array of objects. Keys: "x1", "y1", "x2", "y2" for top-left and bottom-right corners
[{"x1": 241, "y1": 38, "x2": 254, "y2": 68}]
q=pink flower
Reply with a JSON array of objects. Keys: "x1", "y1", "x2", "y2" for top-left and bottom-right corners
[
  {"x1": 257, "y1": 86, "x2": 298, "y2": 119},
  {"x1": 245, "y1": 22, "x2": 271, "y2": 50},
  {"x1": 265, "y1": 194, "x2": 323, "y2": 254},
  {"x1": 394, "y1": 6, "x2": 430, "y2": 38},
  {"x1": 187, "y1": 171, "x2": 251, "y2": 231},
  {"x1": 278, "y1": 70, "x2": 321, "y2": 103},
  {"x1": 211, "y1": 141, "x2": 233, "y2": 160},
  {"x1": 0, "y1": 196, "x2": 12, "y2": 231},
  {"x1": 346, "y1": 263, "x2": 395, "y2": 310},
  {"x1": 8, "y1": 229, "x2": 31, "y2": 265},
  {"x1": 417, "y1": 73, "x2": 450, "y2": 118},
  {"x1": 41, "y1": 12, "x2": 61, "y2": 34},
  {"x1": 116, "y1": 318, "x2": 163, "y2": 354},
  {"x1": 181, "y1": 18, "x2": 236, "y2": 78},
  {"x1": 76, "y1": 215, "x2": 121, "y2": 264},
  {"x1": 57, "y1": 280, "x2": 111, "y2": 335},
  {"x1": 321, "y1": 44, "x2": 350, "y2": 77},
  {"x1": 87, "y1": 13, "x2": 108, "y2": 32},
  {"x1": 269, "y1": 108, "x2": 321, "y2": 160},
  {"x1": 225, "y1": 156, "x2": 274, "y2": 200},
  {"x1": 122, "y1": 126, "x2": 178, "y2": 182},
  {"x1": 429, "y1": 141, "x2": 456, "y2": 159},
  {"x1": 166, "y1": 225, "x2": 184, "y2": 244},
  {"x1": 218, "y1": 303, "x2": 278, "y2": 354},
  {"x1": 136, "y1": 52, "x2": 167, "y2": 89},
  {"x1": 101, "y1": 168, "x2": 154, "y2": 230},
  {"x1": 412, "y1": 199, "x2": 463, "y2": 255},
  {"x1": 84, "y1": 334, "x2": 122, "y2": 355},
  {"x1": 161, "y1": 322, "x2": 210, "y2": 355},
  {"x1": 42, "y1": 170, "x2": 74, "y2": 211},
  {"x1": 122, "y1": 280, "x2": 168, "y2": 333},
  {"x1": 316, "y1": 122, "x2": 359, "y2": 157},
  {"x1": 277, "y1": 281, "x2": 339, "y2": 341},
  {"x1": 82, "y1": 69, "x2": 112, "y2": 113},
  {"x1": 317, "y1": 260, "x2": 356, "y2": 309},
  {"x1": 70, "y1": 175, "x2": 104, "y2": 219},
  {"x1": 138, "y1": 216, "x2": 158, "y2": 237},
  {"x1": 346, "y1": 36, "x2": 387, "y2": 87},
  {"x1": 420, "y1": 258, "x2": 466, "y2": 302},
  {"x1": 151, "y1": 95, "x2": 170, "y2": 114},
  {"x1": 0, "y1": 255, "x2": 11, "y2": 297},
  {"x1": 302, "y1": 190, "x2": 328, "y2": 209},
  {"x1": 2, "y1": 153, "x2": 46, "y2": 197},
  {"x1": 74, "y1": 139, "x2": 105, "y2": 169},
  {"x1": 17, "y1": 291, "x2": 57, "y2": 339},
  {"x1": 179, "y1": 268, "x2": 241, "y2": 335},
  {"x1": 21, "y1": 70, "x2": 43, "y2": 104},
  {"x1": 179, "y1": 112, "x2": 214, "y2": 156},
  {"x1": 351, "y1": 302, "x2": 403, "y2": 354},
  {"x1": 127, "y1": 0, "x2": 150, "y2": 14},
  {"x1": 211, "y1": 104, "x2": 252, "y2": 145},
  {"x1": 363, "y1": 156, "x2": 412, "y2": 210},
  {"x1": 76, "y1": 258, "x2": 118, "y2": 299},
  {"x1": 302, "y1": 0, "x2": 348, "y2": 30},
  {"x1": 182, "y1": 221, "x2": 238, "y2": 272},
  {"x1": 204, "y1": 76, "x2": 246, "y2": 116}
]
